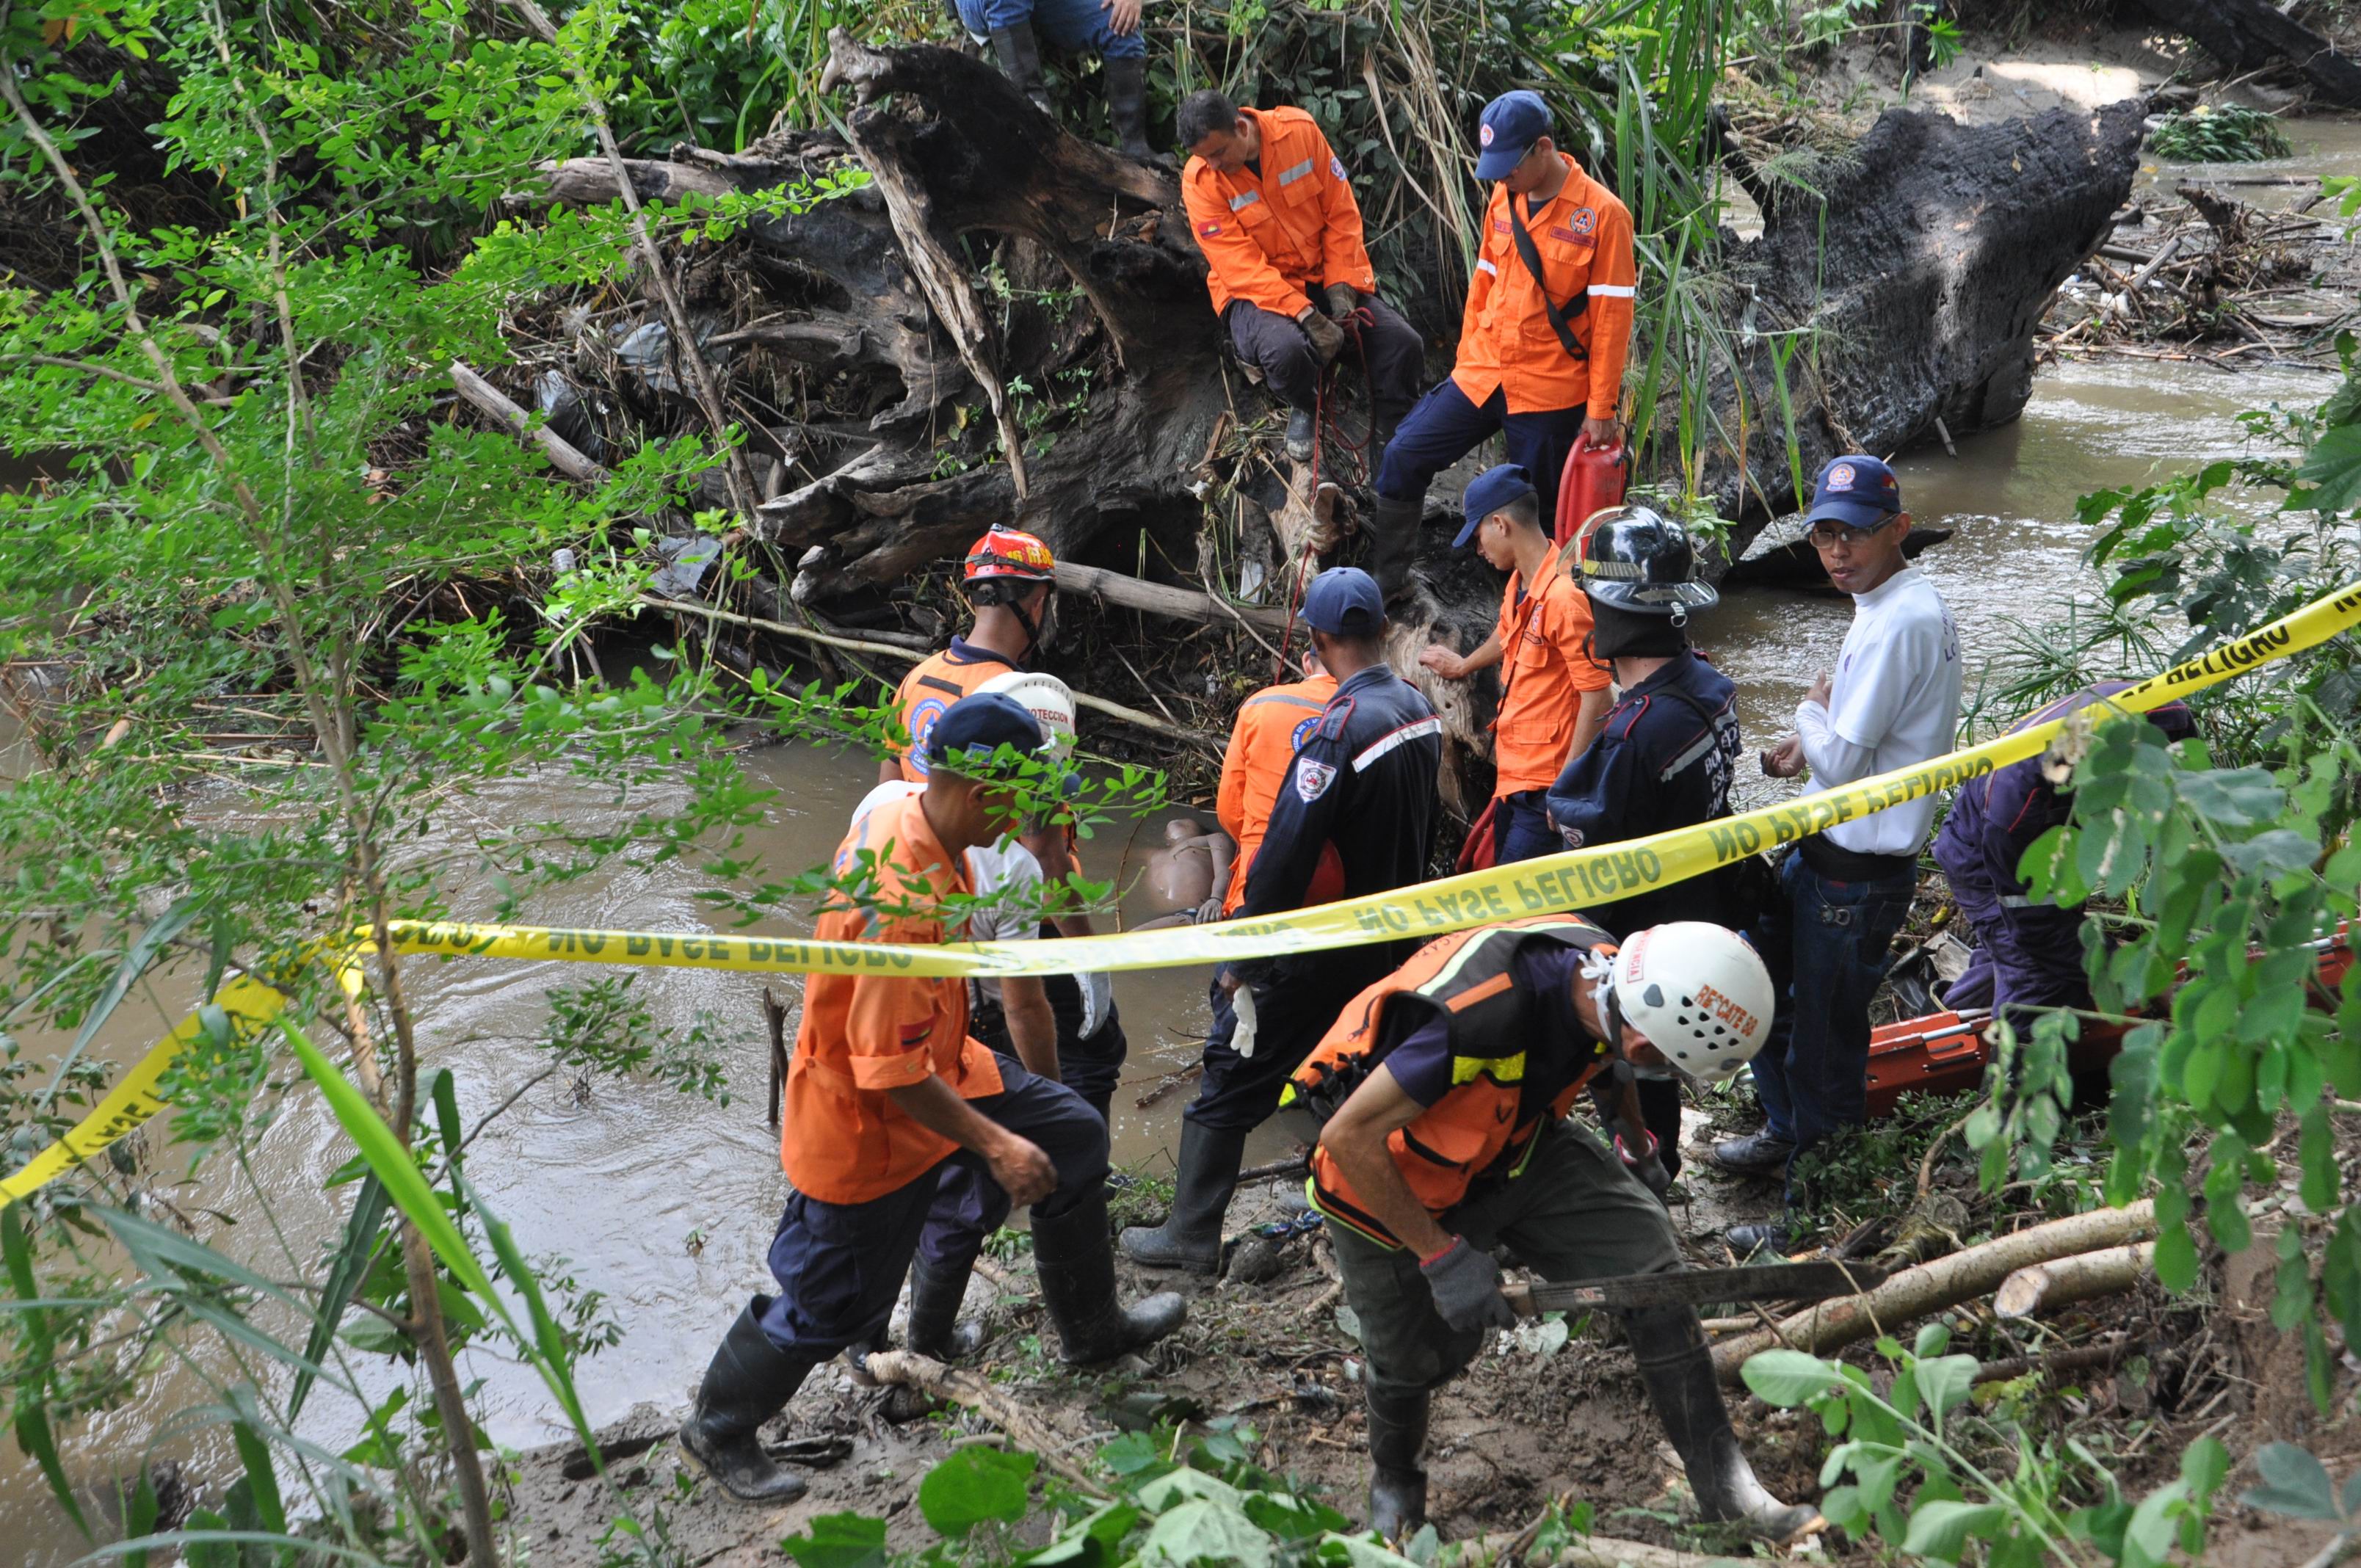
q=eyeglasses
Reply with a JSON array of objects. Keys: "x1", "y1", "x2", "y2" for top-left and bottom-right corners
[{"x1": 1806, "y1": 520, "x2": 1895, "y2": 551}]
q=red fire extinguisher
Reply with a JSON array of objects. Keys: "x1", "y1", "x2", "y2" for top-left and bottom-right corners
[{"x1": 1553, "y1": 434, "x2": 1628, "y2": 547}]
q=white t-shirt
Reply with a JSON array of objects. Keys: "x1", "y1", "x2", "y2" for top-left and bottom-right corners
[
  {"x1": 852, "y1": 781, "x2": 1040, "y2": 1003},
  {"x1": 1794, "y1": 565, "x2": 1962, "y2": 857}
]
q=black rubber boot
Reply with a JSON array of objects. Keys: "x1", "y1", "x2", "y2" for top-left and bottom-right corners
[
  {"x1": 1285, "y1": 407, "x2": 1317, "y2": 463},
  {"x1": 904, "y1": 1255, "x2": 987, "y2": 1361},
  {"x1": 1119, "y1": 1119, "x2": 1245, "y2": 1274},
  {"x1": 1364, "y1": 1386, "x2": 1429, "y2": 1540},
  {"x1": 677, "y1": 1304, "x2": 817, "y2": 1504},
  {"x1": 1625, "y1": 1305, "x2": 1822, "y2": 1542},
  {"x1": 1104, "y1": 56, "x2": 1151, "y2": 158},
  {"x1": 1368, "y1": 495, "x2": 1423, "y2": 606},
  {"x1": 1034, "y1": 1184, "x2": 1189, "y2": 1365},
  {"x1": 989, "y1": 23, "x2": 1051, "y2": 112}
]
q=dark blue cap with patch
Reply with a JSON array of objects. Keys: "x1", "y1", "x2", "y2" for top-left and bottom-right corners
[
  {"x1": 1455, "y1": 463, "x2": 1538, "y2": 548},
  {"x1": 925, "y1": 692, "x2": 1045, "y2": 773},
  {"x1": 1476, "y1": 90, "x2": 1551, "y2": 182},
  {"x1": 1805, "y1": 454, "x2": 1904, "y2": 531},
  {"x1": 1303, "y1": 567, "x2": 1386, "y2": 636}
]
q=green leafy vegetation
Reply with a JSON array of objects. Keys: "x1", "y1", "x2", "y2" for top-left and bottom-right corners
[{"x1": 2147, "y1": 104, "x2": 2293, "y2": 164}]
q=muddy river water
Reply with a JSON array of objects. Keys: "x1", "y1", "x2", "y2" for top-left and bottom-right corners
[{"x1": 7, "y1": 340, "x2": 2352, "y2": 1559}]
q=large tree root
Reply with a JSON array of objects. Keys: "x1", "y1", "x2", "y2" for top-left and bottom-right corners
[{"x1": 1710, "y1": 1199, "x2": 2158, "y2": 1382}]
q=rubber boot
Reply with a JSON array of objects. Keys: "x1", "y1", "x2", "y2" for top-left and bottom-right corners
[
  {"x1": 1624, "y1": 1305, "x2": 1822, "y2": 1542},
  {"x1": 1119, "y1": 1119, "x2": 1245, "y2": 1274},
  {"x1": 904, "y1": 1255, "x2": 987, "y2": 1361},
  {"x1": 1104, "y1": 56, "x2": 1152, "y2": 159},
  {"x1": 1368, "y1": 495, "x2": 1423, "y2": 607},
  {"x1": 1033, "y1": 1184, "x2": 1188, "y2": 1364},
  {"x1": 1285, "y1": 407, "x2": 1317, "y2": 463},
  {"x1": 1364, "y1": 1386, "x2": 1429, "y2": 1540},
  {"x1": 990, "y1": 23, "x2": 1052, "y2": 113},
  {"x1": 677, "y1": 1304, "x2": 817, "y2": 1504}
]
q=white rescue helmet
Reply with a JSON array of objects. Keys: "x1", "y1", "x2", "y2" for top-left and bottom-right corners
[
  {"x1": 1609, "y1": 921, "x2": 1774, "y2": 1082},
  {"x1": 975, "y1": 670, "x2": 1076, "y2": 758}
]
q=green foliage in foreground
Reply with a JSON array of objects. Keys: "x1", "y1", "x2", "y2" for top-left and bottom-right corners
[{"x1": 2147, "y1": 104, "x2": 2293, "y2": 164}]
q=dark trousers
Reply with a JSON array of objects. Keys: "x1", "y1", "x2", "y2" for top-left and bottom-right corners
[
  {"x1": 1495, "y1": 788, "x2": 1562, "y2": 865},
  {"x1": 751, "y1": 1063, "x2": 1106, "y2": 1357},
  {"x1": 1329, "y1": 1121, "x2": 1680, "y2": 1398},
  {"x1": 1749, "y1": 849, "x2": 1914, "y2": 1194},
  {"x1": 974, "y1": 998, "x2": 1130, "y2": 1126},
  {"x1": 1375, "y1": 380, "x2": 1585, "y2": 519},
  {"x1": 1941, "y1": 874, "x2": 2090, "y2": 1025},
  {"x1": 1224, "y1": 294, "x2": 1424, "y2": 419},
  {"x1": 1185, "y1": 960, "x2": 1366, "y2": 1133},
  {"x1": 954, "y1": 0, "x2": 1145, "y2": 57}
]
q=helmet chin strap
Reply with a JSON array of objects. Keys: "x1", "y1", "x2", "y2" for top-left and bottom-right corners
[{"x1": 1007, "y1": 585, "x2": 1055, "y2": 661}]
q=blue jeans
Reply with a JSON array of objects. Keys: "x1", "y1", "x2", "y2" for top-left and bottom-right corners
[
  {"x1": 751, "y1": 1062, "x2": 1108, "y2": 1357},
  {"x1": 1747, "y1": 849, "x2": 1913, "y2": 1193},
  {"x1": 956, "y1": 0, "x2": 1147, "y2": 57},
  {"x1": 1495, "y1": 789, "x2": 1560, "y2": 864},
  {"x1": 1375, "y1": 380, "x2": 1585, "y2": 521}
]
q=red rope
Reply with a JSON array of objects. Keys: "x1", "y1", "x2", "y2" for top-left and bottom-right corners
[{"x1": 1271, "y1": 313, "x2": 1381, "y2": 683}]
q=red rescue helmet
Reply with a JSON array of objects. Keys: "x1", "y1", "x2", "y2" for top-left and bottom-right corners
[{"x1": 962, "y1": 526, "x2": 1056, "y2": 585}]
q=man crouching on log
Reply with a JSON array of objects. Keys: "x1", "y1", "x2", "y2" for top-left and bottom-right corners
[
  {"x1": 1282, "y1": 916, "x2": 1819, "y2": 1542},
  {"x1": 678, "y1": 693, "x2": 1185, "y2": 1504}
]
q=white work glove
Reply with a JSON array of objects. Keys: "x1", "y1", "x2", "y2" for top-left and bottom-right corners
[
  {"x1": 1231, "y1": 984, "x2": 1259, "y2": 1060},
  {"x1": 1076, "y1": 970, "x2": 1114, "y2": 1041}
]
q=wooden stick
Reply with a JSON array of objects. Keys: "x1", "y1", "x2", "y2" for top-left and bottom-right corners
[
  {"x1": 639, "y1": 593, "x2": 1219, "y2": 751},
  {"x1": 858, "y1": 1350, "x2": 1103, "y2": 1493},
  {"x1": 1993, "y1": 1242, "x2": 2157, "y2": 1321},
  {"x1": 449, "y1": 360, "x2": 609, "y2": 484},
  {"x1": 1710, "y1": 1199, "x2": 2157, "y2": 1382},
  {"x1": 1054, "y1": 561, "x2": 1294, "y2": 636},
  {"x1": 1970, "y1": 1333, "x2": 2128, "y2": 1384}
]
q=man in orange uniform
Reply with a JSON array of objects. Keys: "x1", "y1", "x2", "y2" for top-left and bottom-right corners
[
  {"x1": 1178, "y1": 90, "x2": 1425, "y2": 465},
  {"x1": 1368, "y1": 90, "x2": 1635, "y2": 603},
  {"x1": 883, "y1": 526, "x2": 1059, "y2": 784},
  {"x1": 1418, "y1": 465, "x2": 1611, "y2": 861},
  {"x1": 1214, "y1": 648, "x2": 1340, "y2": 918},
  {"x1": 679, "y1": 694, "x2": 1184, "y2": 1506}
]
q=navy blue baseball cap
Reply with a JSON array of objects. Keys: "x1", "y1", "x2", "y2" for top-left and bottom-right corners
[
  {"x1": 1805, "y1": 454, "x2": 1904, "y2": 531},
  {"x1": 1302, "y1": 567, "x2": 1386, "y2": 636},
  {"x1": 1455, "y1": 463, "x2": 1539, "y2": 548},
  {"x1": 1476, "y1": 90, "x2": 1552, "y2": 181},
  {"x1": 925, "y1": 692, "x2": 1045, "y2": 774}
]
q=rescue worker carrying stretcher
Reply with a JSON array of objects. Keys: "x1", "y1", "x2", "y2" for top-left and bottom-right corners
[
  {"x1": 678, "y1": 694, "x2": 1184, "y2": 1505},
  {"x1": 1932, "y1": 681, "x2": 2194, "y2": 1028},
  {"x1": 1368, "y1": 90, "x2": 1636, "y2": 603},
  {"x1": 1178, "y1": 90, "x2": 1426, "y2": 465},
  {"x1": 1543, "y1": 506, "x2": 1744, "y2": 1177},
  {"x1": 1123, "y1": 568, "x2": 1440, "y2": 1274},
  {"x1": 885, "y1": 526, "x2": 1059, "y2": 785},
  {"x1": 1283, "y1": 917, "x2": 1819, "y2": 1544},
  {"x1": 1419, "y1": 463, "x2": 1613, "y2": 863}
]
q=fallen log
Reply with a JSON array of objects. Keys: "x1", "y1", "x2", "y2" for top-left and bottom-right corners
[
  {"x1": 1993, "y1": 1242, "x2": 2158, "y2": 1321},
  {"x1": 1054, "y1": 561, "x2": 1295, "y2": 637},
  {"x1": 1970, "y1": 1333, "x2": 2130, "y2": 1385},
  {"x1": 1472, "y1": 1520, "x2": 1774, "y2": 1567},
  {"x1": 1710, "y1": 1199, "x2": 2158, "y2": 1382},
  {"x1": 2139, "y1": 0, "x2": 2361, "y2": 107}
]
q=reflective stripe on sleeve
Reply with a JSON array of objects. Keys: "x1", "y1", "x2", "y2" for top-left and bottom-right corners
[
  {"x1": 1230, "y1": 190, "x2": 1262, "y2": 211},
  {"x1": 1476, "y1": 258, "x2": 1498, "y2": 276},
  {"x1": 1586, "y1": 283, "x2": 1635, "y2": 297},
  {"x1": 1353, "y1": 716, "x2": 1444, "y2": 772}
]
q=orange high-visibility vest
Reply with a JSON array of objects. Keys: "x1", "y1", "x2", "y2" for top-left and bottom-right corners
[{"x1": 889, "y1": 643, "x2": 1020, "y2": 783}]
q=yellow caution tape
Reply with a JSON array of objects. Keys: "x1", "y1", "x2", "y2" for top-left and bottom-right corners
[{"x1": 6, "y1": 578, "x2": 2357, "y2": 1210}]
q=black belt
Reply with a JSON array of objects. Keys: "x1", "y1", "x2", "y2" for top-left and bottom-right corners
[{"x1": 1796, "y1": 834, "x2": 1916, "y2": 883}]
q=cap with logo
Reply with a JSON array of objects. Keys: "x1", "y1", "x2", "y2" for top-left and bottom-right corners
[
  {"x1": 1475, "y1": 90, "x2": 1552, "y2": 182},
  {"x1": 1302, "y1": 567, "x2": 1386, "y2": 636},
  {"x1": 924, "y1": 692, "x2": 1046, "y2": 774},
  {"x1": 1454, "y1": 463, "x2": 1538, "y2": 548},
  {"x1": 1803, "y1": 454, "x2": 1903, "y2": 531}
]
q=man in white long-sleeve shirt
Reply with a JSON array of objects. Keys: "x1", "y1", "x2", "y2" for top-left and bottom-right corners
[{"x1": 1714, "y1": 455, "x2": 1962, "y2": 1252}]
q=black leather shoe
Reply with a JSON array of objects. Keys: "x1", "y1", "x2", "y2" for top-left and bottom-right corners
[{"x1": 1708, "y1": 1128, "x2": 1795, "y2": 1180}]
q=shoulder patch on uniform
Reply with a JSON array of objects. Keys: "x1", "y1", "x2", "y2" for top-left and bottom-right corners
[
  {"x1": 1313, "y1": 694, "x2": 1356, "y2": 741},
  {"x1": 1290, "y1": 714, "x2": 1320, "y2": 750},
  {"x1": 1571, "y1": 207, "x2": 1597, "y2": 236},
  {"x1": 1491, "y1": 217, "x2": 1510, "y2": 235},
  {"x1": 1199, "y1": 220, "x2": 1222, "y2": 237},
  {"x1": 1294, "y1": 757, "x2": 1338, "y2": 803},
  {"x1": 1330, "y1": 154, "x2": 1345, "y2": 179}
]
